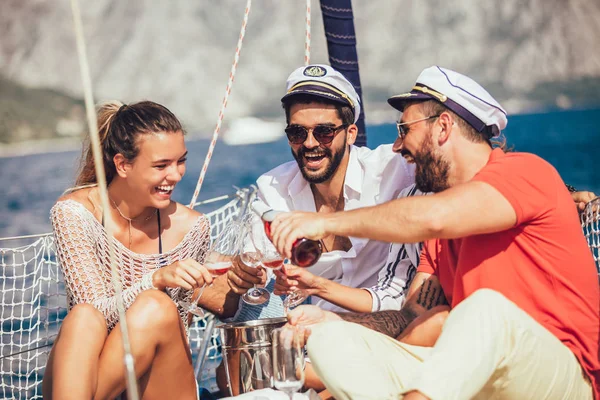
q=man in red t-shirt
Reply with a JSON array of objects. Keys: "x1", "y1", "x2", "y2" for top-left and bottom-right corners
[{"x1": 269, "y1": 66, "x2": 599, "y2": 399}]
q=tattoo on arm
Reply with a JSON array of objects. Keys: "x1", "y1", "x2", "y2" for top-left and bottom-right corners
[
  {"x1": 338, "y1": 306, "x2": 419, "y2": 338},
  {"x1": 418, "y1": 279, "x2": 447, "y2": 310},
  {"x1": 336, "y1": 276, "x2": 447, "y2": 338}
]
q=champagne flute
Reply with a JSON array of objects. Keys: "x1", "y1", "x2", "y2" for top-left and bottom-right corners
[
  {"x1": 240, "y1": 216, "x2": 270, "y2": 305},
  {"x1": 272, "y1": 327, "x2": 305, "y2": 399},
  {"x1": 181, "y1": 220, "x2": 241, "y2": 317}
]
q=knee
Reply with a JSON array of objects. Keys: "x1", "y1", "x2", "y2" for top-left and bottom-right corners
[
  {"x1": 448, "y1": 289, "x2": 519, "y2": 330},
  {"x1": 306, "y1": 321, "x2": 355, "y2": 363},
  {"x1": 62, "y1": 303, "x2": 107, "y2": 335},
  {"x1": 463, "y1": 288, "x2": 509, "y2": 309},
  {"x1": 128, "y1": 289, "x2": 180, "y2": 329}
]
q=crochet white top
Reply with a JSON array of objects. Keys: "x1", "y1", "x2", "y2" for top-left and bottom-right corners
[{"x1": 51, "y1": 199, "x2": 211, "y2": 331}]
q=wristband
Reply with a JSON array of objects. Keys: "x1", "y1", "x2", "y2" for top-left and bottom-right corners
[
  {"x1": 141, "y1": 270, "x2": 159, "y2": 290},
  {"x1": 565, "y1": 184, "x2": 577, "y2": 193}
]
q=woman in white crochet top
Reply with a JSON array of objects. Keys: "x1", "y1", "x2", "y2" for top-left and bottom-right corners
[{"x1": 42, "y1": 101, "x2": 220, "y2": 399}]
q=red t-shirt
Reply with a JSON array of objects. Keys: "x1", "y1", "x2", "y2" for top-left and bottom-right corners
[{"x1": 418, "y1": 148, "x2": 599, "y2": 397}]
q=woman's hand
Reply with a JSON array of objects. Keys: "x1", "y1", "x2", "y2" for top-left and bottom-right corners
[
  {"x1": 152, "y1": 258, "x2": 213, "y2": 291},
  {"x1": 226, "y1": 255, "x2": 266, "y2": 295},
  {"x1": 273, "y1": 264, "x2": 324, "y2": 296}
]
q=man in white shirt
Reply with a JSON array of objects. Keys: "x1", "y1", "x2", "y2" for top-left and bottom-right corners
[{"x1": 227, "y1": 64, "x2": 418, "y2": 319}]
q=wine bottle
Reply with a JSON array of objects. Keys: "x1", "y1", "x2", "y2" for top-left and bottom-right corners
[{"x1": 251, "y1": 200, "x2": 322, "y2": 268}]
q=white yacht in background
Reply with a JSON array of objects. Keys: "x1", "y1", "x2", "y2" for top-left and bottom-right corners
[{"x1": 223, "y1": 117, "x2": 285, "y2": 146}]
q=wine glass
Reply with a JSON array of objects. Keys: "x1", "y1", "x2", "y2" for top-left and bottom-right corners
[
  {"x1": 181, "y1": 220, "x2": 241, "y2": 317},
  {"x1": 272, "y1": 326, "x2": 305, "y2": 399},
  {"x1": 282, "y1": 286, "x2": 309, "y2": 315},
  {"x1": 240, "y1": 216, "x2": 270, "y2": 305},
  {"x1": 251, "y1": 217, "x2": 308, "y2": 314},
  {"x1": 252, "y1": 218, "x2": 285, "y2": 271}
]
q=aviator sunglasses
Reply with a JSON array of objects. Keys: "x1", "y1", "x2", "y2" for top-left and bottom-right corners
[{"x1": 285, "y1": 124, "x2": 348, "y2": 145}]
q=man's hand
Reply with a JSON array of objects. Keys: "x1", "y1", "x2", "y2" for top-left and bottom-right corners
[
  {"x1": 226, "y1": 255, "x2": 266, "y2": 295},
  {"x1": 285, "y1": 305, "x2": 342, "y2": 345},
  {"x1": 571, "y1": 190, "x2": 597, "y2": 212},
  {"x1": 270, "y1": 211, "x2": 328, "y2": 259},
  {"x1": 273, "y1": 264, "x2": 324, "y2": 296},
  {"x1": 287, "y1": 305, "x2": 342, "y2": 327}
]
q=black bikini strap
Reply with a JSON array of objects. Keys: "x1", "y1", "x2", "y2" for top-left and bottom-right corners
[{"x1": 157, "y1": 209, "x2": 162, "y2": 254}]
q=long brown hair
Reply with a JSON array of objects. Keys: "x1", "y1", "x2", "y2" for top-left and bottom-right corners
[{"x1": 75, "y1": 100, "x2": 184, "y2": 187}]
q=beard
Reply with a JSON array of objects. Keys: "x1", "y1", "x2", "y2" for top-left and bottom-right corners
[
  {"x1": 292, "y1": 136, "x2": 347, "y2": 184},
  {"x1": 412, "y1": 133, "x2": 450, "y2": 193}
]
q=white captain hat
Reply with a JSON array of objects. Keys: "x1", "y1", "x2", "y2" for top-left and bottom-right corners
[
  {"x1": 388, "y1": 66, "x2": 507, "y2": 137},
  {"x1": 281, "y1": 64, "x2": 361, "y2": 124}
]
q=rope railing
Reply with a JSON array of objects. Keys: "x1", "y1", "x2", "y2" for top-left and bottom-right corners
[
  {"x1": 305, "y1": 0, "x2": 312, "y2": 66},
  {"x1": 188, "y1": 0, "x2": 253, "y2": 207},
  {"x1": 68, "y1": 1, "x2": 139, "y2": 398}
]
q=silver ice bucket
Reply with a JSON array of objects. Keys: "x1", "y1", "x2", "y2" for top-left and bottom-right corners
[{"x1": 218, "y1": 317, "x2": 287, "y2": 396}]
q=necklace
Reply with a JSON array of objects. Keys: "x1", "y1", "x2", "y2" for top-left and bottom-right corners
[{"x1": 109, "y1": 197, "x2": 157, "y2": 249}]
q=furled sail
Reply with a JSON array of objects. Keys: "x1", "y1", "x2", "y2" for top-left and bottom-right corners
[{"x1": 320, "y1": 0, "x2": 367, "y2": 146}]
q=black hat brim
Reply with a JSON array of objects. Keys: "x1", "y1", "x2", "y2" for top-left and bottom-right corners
[{"x1": 387, "y1": 92, "x2": 434, "y2": 112}]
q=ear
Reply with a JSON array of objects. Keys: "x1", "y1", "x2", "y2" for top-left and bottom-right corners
[
  {"x1": 436, "y1": 111, "x2": 453, "y2": 146},
  {"x1": 346, "y1": 124, "x2": 358, "y2": 146},
  {"x1": 113, "y1": 153, "x2": 130, "y2": 178}
]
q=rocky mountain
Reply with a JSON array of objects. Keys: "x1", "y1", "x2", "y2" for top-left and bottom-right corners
[{"x1": 1, "y1": 0, "x2": 600, "y2": 144}]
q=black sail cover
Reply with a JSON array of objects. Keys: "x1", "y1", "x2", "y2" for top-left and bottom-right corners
[{"x1": 320, "y1": 0, "x2": 367, "y2": 146}]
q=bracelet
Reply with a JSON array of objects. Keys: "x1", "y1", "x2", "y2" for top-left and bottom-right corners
[
  {"x1": 141, "y1": 270, "x2": 158, "y2": 290},
  {"x1": 565, "y1": 184, "x2": 577, "y2": 193}
]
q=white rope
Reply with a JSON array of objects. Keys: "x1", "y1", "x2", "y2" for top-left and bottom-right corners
[
  {"x1": 188, "y1": 0, "x2": 253, "y2": 207},
  {"x1": 69, "y1": 1, "x2": 139, "y2": 399},
  {"x1": 305, "y1": 0, "x2": 312, "y2": 66},
  {"x1": 0, "y1": 233, "x2": 53, "y2": 242}
]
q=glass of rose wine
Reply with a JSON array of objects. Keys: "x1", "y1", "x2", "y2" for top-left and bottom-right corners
[
  {"x1": 252, "y1": 220, "x2": 285, "y2": 271},
  {"x1": 182, "y1": 220, "x2": 241, "y2": 317},
  {"x1": 240, "y1": 216, "x2": 270, "y2": 305}
]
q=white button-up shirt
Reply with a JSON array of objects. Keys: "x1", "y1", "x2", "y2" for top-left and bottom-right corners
[{"x1": 257, "y1": 144, "x2": 416, "y2": 312}]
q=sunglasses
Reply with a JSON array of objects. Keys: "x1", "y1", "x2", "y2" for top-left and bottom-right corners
[
  {"x1": 285, "y1": 124, "x2": 348, "y2": 145},
  {"x1": 396, "y1": 115, "x2": 440, "y2": 140}
]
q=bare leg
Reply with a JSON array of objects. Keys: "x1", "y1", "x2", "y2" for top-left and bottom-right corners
[
  {"x1": 94, "y1": 289, "x2": 197, "y2": 400},
  {"x1": 42, "y1": 303, "x2": 108, "y2": 400}
]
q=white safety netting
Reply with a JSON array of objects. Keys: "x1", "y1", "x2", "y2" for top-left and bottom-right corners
[
  {"x1": 0, "y1": 235, "x2": 63, "y2": 399},
  {"x1": 0, "y1": 188, "x2": 253, "y2": 399},
  {"x1": 581, "y1": 197, "x2": 600, "y2": 278}
]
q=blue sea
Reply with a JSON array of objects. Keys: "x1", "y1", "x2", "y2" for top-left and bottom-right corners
[{"x1": 1, "y1": 107, "x2": 600, "y2": 238}]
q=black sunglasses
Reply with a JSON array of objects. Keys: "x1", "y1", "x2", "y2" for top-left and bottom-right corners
[
  {"x1": 285, "y1": 124, "x2": 348, "y2": 145},
  {"x1": 396, "y1": 115, "x2": 440, "y2": 140}
]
